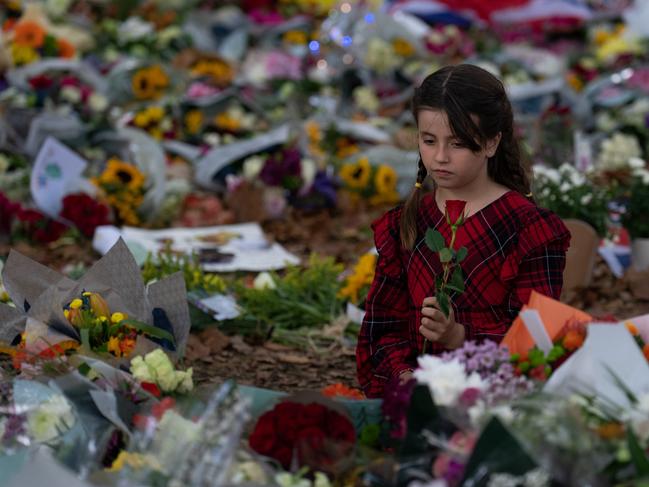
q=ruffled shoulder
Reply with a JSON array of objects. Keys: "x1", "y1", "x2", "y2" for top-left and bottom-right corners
[
  {"x1": 500, "y1": 204, "x2": 571, "y2": 282},
  {"x1": 371, "y1": 206, "x2": 404, "y2": 278}
]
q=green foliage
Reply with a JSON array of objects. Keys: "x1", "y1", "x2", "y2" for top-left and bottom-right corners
[
  {"x1": 141, "y1": 250, "x2": 226, "y2": 294},
  {"x1": 425, "y1": 229, "x2": 446, "y2": 252},
  {"x1": 621, "y1": 176, "x2": 649, "y2": 239},
  {"x1": 228, "y1": 254, "x2": 345, "y2": 333}
]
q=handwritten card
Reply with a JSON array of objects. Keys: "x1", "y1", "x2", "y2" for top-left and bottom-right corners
[{"x1": 30, "y1": 137, "x2": 88, "y2": 218}]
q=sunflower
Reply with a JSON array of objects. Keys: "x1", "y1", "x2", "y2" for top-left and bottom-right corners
[
  {"x1": 191, "y1": 59, "x2": 233, "y2": 86},
  {"x1": 340, "y1": 157, "x2": 371, "y2": 190},
  {"x1": 13, "y1": 20, "x2": 46, "y2": 48},
  {"x1": 98, "y1": 158, "x2": 146, "y2": 191},
  {"x1": 374, "y1": 164, "x2": 398, "y2": 195},
  {"x1": 184, "y1": 109, "x2": 203, "y2": 134},
  {"x1": 132, "y1": 65, "x2": 169, "y2": 100}
]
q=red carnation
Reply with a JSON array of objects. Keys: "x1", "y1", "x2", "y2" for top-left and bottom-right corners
[
  {"x1": 445, "y1": 199, "x2": 467, "y2": 226},
  {"x1": 17, "y1": 208, "x2": 68, "y2": 244}
]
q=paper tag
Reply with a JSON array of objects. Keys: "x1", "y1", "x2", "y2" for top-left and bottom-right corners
[
  {"x1": 520, "y1": 309, "x2": 553, "y2": 353},
  {"x1": 30, "y1": 137, "x2": 88, "y2": 218}
]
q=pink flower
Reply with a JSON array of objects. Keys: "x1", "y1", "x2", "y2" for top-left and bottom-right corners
[
  {"x1": 186, "y1": 82, "x2": 221, "y2": 99},
  {"x1": 265, "y1": 51, "x2": 302, "y2": 80}
]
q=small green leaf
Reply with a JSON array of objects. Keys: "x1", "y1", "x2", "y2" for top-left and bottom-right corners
[
  {"x1": 439, "y1": 248, "x2": 452, "y2": 263},
  {"x1": 436, "y1": 291, "x2": 450, "y2": 318},
  {"x1": 446, "y1": 267, "x2": 464, "y2": 293},
  {"x1": 425, "y1": 229, "x2": 445, "y2": 252},
  {"x1": 121, "y1": 319, "x2": 176, "y2": 345},
  {"x1": 628, "y1": 428, "x2": 649, "y2": 476},
  {"x1": 456, "y1": 247, "x2": 468, "y2": 263}
]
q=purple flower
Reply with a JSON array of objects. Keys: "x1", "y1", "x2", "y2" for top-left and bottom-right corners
[
  {"x1": 382, "y1": 375, "x2": 416, "y2": 439},
  {"x1": 260, "y1": 148, "x2": 302, "y2": 189}
]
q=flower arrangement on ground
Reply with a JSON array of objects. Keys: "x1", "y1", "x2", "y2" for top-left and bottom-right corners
[
  {"x1": 338, "y1": 157, "x2": 400, "y2": 207},
  {"x1": 6, "y1": 19, "x2": 75, "y2": 67},
  {"x1": 92, "y1": 158, "x2": 147, "y2": 226}
]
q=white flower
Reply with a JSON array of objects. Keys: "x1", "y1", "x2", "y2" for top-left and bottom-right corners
[
  {"x1": 156, "y1": 26, "x2": 183, "y2": 48},
  {"x1": 243, "y1": 155, "x2": 264, "y2": 180},
  {"x1": 118, "y1": 17, "x2": 154, "y2": 42},
  {"x1": 353, "y1": 86, "x2": 380, "y2": 113},
  {"x1": 46, "y1": 0, "x2": 72, "y2": 17},
  {"x1": 301, "y1": 158, "x2": 317, "y2": 188},
  {"x1": 275, "y1": 472, "x2": 312, "y2": 487},
  {"x1": 152, "y1": 409, "x2": 200, "y2": 468},
  {"x1": 580, "y1": 194, "x2": 592, "y2": 205},
  {"x1": 60, "y1": 86, "x2": 82, "y2": 104},
  {"x1": 0, "y1": 154, "x2": 9, "y2": 174},
  {"x1": 597, "y1": 132, "x2": 642, "y2": 171},
  {"x1": 229, "y1": 461, "x2": 268, "y2": 484},
  {"x1": 635, "y1": 168, "x2": 649, "y2": 184},
  {"x1": 414, "y1": 356, "x2": 486, "y2": 407},
  {"x1": 364, "y1": 38, "x2": 400, "y2": 74},
  {"x1": 88, "y1": 93, "x2": 108, "y2": 112},
  {"x1": 253, "y1": 271, "x2": 276, "y2": 290},
  {"x1": 559, "y1": 182, "x2": 571, "y2": 192},
  {"x1": 130, "y1": 355, "x2": 154, "y2": 383},
  {"x1": 27, "y1": 395, "x2": 74, "y2": 443},
  {"x1": 629, "y1": 157, "x2": 647, "y2": 169}
]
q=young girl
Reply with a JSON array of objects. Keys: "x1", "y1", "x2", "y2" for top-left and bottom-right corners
[{"x1": 356, "y1": 64, "x2": 571, "y2": 398}]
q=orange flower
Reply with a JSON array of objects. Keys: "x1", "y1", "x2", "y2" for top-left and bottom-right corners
[
  {"x1": 597, "y1": 422, "x2": 625, "y2": 440},
  {"x1": 643, "y1": 344, "x2": 649, "y2": 362},
  {"x1": 13, "y1": 20, "x2": 46, "y2": 48},
  {"x1": 119, "y1": 337, "x2": 136, "y2": 357},
  {"x1": 3, "y1": 18, "x2": 17, "y2": 32},
  {"x1": 322, "y1": 383, "x2": 365, "y2": 400},
  {"x1": 562, "y1": 329, "x2": 585, "y2": 351},
  {"x1": 57, "y1": 38, "x2": 75, "y2": 58},
  {"x1": 625, "y1": 322, "x2": 639, "y2": 336},
  {"x1": 38, "y1": 340, "x2": 79, "y2": 359}
]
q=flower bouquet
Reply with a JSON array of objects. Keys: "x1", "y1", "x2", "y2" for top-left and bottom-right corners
[{"x1": 0, "y1": 238, "x2": 190, "y2": 366}]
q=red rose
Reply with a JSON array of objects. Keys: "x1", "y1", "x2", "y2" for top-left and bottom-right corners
[
  {"x1": 141, "y1": 382, "x2": 161, "y2": 397},
  {"x1": 60, "y1": 193, "x2": 111, "y2": 238},
  {"x1": 325, "y1": 411, "x2": 355, "y2": 443},
  {"x1": 445, "y1": 199, "x2": 467, "y2": 226},
  {"x1": 297, "y1": 403, "x2": 327, "y2": 428},
  {"x1": 249, "y1": 412, "x2": 278, "y2": 455}
]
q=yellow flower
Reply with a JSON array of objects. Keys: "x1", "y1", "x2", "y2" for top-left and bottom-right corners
[
  {"x1": 566, "y1": 72, "x2": 583, "y2": 92},
  {"x1": 392, "y1": 37, "x2": 415, "y2": 57},
  {"x1": 97, "y1": 158, "x2": 146, "y2": 192},
  {"x1": 184, "y1": 109, "x2": 203, "y2": 134},
  {"x1": 133, "y1": 110, "x2": 150, "y2": 127},
  {"x1": 214, "y1": 112, "x2": 241, "y2": 132},
  {"x1": 338, "y1": 253, "x2": 377, "y2": 304},
  {"x1": 340, "y1": 157, "x2": 371, "y2": 190},
  {"x1": 111, "y1": 312, "x2": 126, "y2": 323},
  {"x1": 369, "y1": 190, "x2": 400, "y2": 206},
  {"x1": 131, "y1": 65, "x2": 169, "y2": 100},
  {"x1": 107, "y1": 451, "x2": 161, "y2": 472},
  {"x1": 11, "y1": 44, "x2": 38, "y2": 66},
  {"x1": 191, "y1": 59, "x2": 233, "y2": 86},
  {"x1": 147, "y1": 106, "x2": 165, "y2": 121},
  {"x1": 69, "y1": 298, "x2": 83, "y2": 310},
  {"x1": 89, "y1": 293, "x2": 110, "y2": 318},
  {"x1": 283, "y1": 30, "x2": 308, "y2": 45},
  {"x1": 107, "y1": 336, "x2": 122, "y2": 357},
  {"x1": 374, "y1": 164, "x2": 398, "y2": 195},
  {"x1": 305, "y1": 120, "x2": 322, "y2": 144}
]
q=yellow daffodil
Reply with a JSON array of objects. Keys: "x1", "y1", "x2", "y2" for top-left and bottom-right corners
[{"x1": 69, "y1": 298, "x2": 83, "y2": 310}]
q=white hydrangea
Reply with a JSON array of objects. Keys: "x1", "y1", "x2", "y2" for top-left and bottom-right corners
[{"x1": 414, "y1": 356, "x2": 486, "y2": 407}]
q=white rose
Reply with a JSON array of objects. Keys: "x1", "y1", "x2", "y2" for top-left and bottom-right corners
[
  {"x1": 580, "y1": 194, "x2": 592, "y2": 205},
  {"x1": 130, "y1": 355, "x2": 154, "y2": 383},
  {"x1": 301, "y1": 158, "x2": 317, "y2": 188},
  {"x1": 46, "y1": 0, "x2": 72, "y2": 17},
  {"x1": 414, "y1": 356, "x2": 486, "y2": 407},
  {"x1": 60, "y1": 86, "x2": 82, "y2": 104},
  {"x1": 27, "y1": 395, "x2": 73, "y2": 443},
  {"x1": 243, "y1": 155, "x2": 264, "y2": 180},
  {"x1": 175, "y1": 368, "x2": 194, "y2": 394},
  {"x1": 88, "y1": 93, "x2": 108, "y2": 112}
]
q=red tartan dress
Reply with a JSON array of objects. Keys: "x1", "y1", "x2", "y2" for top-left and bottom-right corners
[{"x1": 356, "y1": 190, "x2": 571, "y2": 398}]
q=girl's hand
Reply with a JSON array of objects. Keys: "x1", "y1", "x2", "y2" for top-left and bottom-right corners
[{"x1": 420, "y1": 297, "x2": 464, "y2": 348}]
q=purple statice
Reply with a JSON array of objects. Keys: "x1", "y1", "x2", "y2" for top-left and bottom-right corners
[
  {"x1": 444, "y1": 459, "x2": 467, "y2": 486},
  {"x1": 259, "y1": 148, "x2": 302, "y2": 190},
  {"x1": 441, "y1": 340, "x2": 533, "y2": 405},
  {"x1": 2, "y1": 413, "x2": 27, "y2": 447}
]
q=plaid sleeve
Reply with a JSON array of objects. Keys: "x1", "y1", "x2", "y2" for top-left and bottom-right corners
[
  {"x1": 501, "y1": 209, "x2": 571, "y2": 320},
  {"x1": 356, "y1": 209, "x2": 416, "y2": 398}
]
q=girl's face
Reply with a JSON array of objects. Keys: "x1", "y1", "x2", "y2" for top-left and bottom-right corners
[{"x1": 417, "y1": 109, "x2": 500, "y2": 191}]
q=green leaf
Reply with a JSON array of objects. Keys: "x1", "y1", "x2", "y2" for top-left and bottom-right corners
[
  {"x1": 439, "y1": 248, "x2": 452, "y2": 263},
  {"x1": 436, "y1": 291, "x2": 450, "y2": 318},
  {"x1": 628, "y1": 428, "x2": 649, "y2": 476},
  {"x1": 461, "y1": 417, "x2": 537, "y2": 484},
  {"x1": 456, "y1": 246, "x2": 468, "y2": 263},
  {"x1": 446, "y1": 267, "x2": 464, "y2": 293},
  {"x1": 425, "y1": 229, "x2": 445, "y2": 252},
  {"x1": 121, "y1": 319, "x2": 176, "y2": 345}
]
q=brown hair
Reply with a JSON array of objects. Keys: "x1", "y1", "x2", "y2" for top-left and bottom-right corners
[{"x1": 400, "y1": 64, "x2": 531, "y2": 250}]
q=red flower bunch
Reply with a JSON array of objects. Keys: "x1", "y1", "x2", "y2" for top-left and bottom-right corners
[
  {"x1": 60, "y1": 193, "x2": 112, "y2": 238},
  {"x1": 0, "y1": 192, "x2": 20, "y2": 235},
  {"x1": 16, "y1": 208, "x2": 68, "y2": 244},
  {"x1": 249, "y1": 401, "x2": 356, "y2": 470}
]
